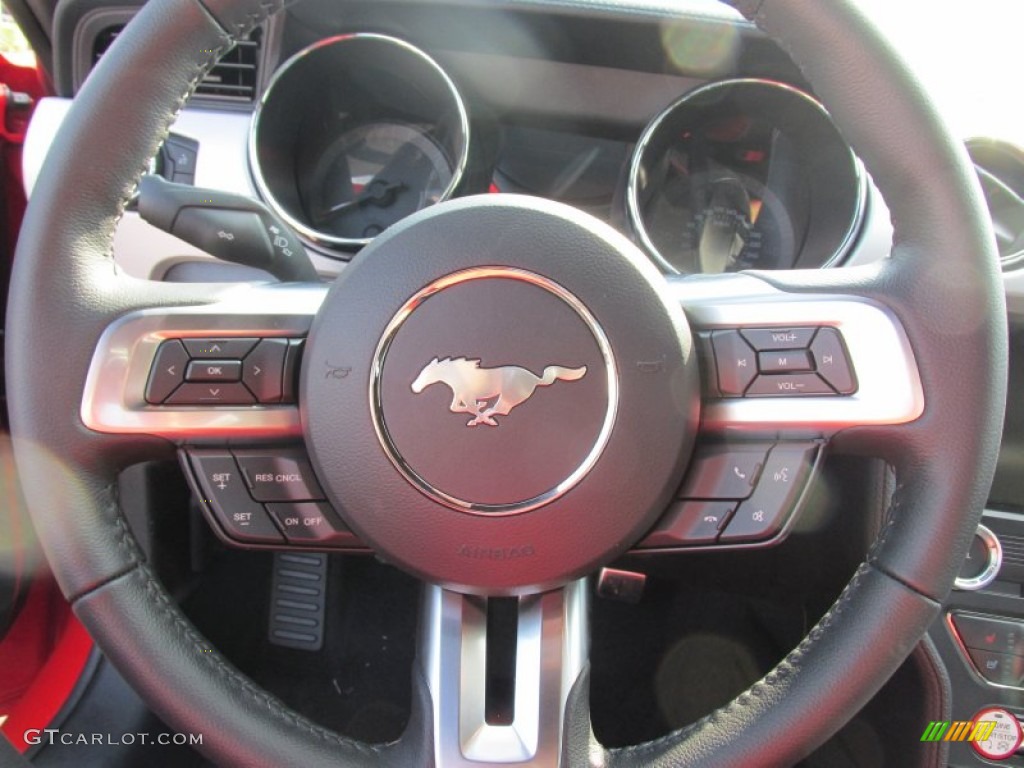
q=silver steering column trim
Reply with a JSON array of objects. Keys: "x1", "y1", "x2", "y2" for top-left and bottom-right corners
[
  {"x1": 671, "y1": 273, "x2": 925, "y2": 432},
  {"x1": 419, "y1": 580, "x2": 589, "y2": 767}
]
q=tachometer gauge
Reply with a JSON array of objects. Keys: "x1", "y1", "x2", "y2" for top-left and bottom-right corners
[
  {"x1": 250, "y1": 34, "x2": 469, "y2": 256},
  {"x1": 628, "y1": 79, "x2": 864, "y2": 274}
]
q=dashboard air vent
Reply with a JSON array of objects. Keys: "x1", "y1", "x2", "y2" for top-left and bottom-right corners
[
  {"x1": 967, "y1": 138, "x2": 1024, "y2": 270},
  {"x1": 91, "y1": 24, "x2": 262, "y2": 104}
]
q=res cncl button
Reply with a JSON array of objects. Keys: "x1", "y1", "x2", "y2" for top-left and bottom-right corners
[{"x1": 234, "y1": 449, "x2": 325, "y2": 502}]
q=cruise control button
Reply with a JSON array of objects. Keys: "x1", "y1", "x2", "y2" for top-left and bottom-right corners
[
  {"x1": 757, "y1": 350, "x2": 813, "y2": 373},
  {"x1": 811, "y1": 328, "x2": 857, "y2": 394},
  {"x1": 745, "y1": 373, "x2": 833, "y2": 397},
  {"x1": 637, "y1": 501, "x2": 735, "y2": 548},
  {"x1": 741, "y1": 328, "x2": 816, "y2": 350},
  {"x1": 182, "y1": 337, "x2": 258, "y2": 359},
  {"x1": 679, "y1": 443, "x2": 769, "y2": 500},
  {"x1": 711, "y1": 331, "x2": 757, "y2": 396},
  {"x1": 185, "y1": 359, "x2": 242, "y2": 382},
  {"x1": 720, "y1": 443, "x2": 816, "y2": 542},
  {"x1": 189, "y1": 452, "x2": 283, "y2": 544},
  {"x1": 967, "y1": 648, "x2": 1024, "y2": 687},
  {"x1": 951, "y1": 614, "x2": 1024, "y2": 657},
  {"x1": 234, "y1": 449, "x2": 325, "y2": 502},
  {"x1": 165, "y1": 382, "x2": 255, "y2": 405},
  {"x1": 243, "y1": 338, "x2": 288, "y2": 403},
  {"x1": 266, "y1": 502, "x2": 361, "y2": 547},
  {"x1": 145, "y1": 340, "x2": 189, "y2": 404}
]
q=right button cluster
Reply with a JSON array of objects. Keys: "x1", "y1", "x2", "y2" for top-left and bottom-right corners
[
  {"x1": 638, "y1": 441, "x2": 820, "y2": 550},
  {"x1": 711, "y1": 326, "x2": 856, "y2": 397}
]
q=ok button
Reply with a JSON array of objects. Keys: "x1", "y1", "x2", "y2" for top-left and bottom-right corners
[{"x1": 186, "y1": 359, "x2": 242, "y2": 382}]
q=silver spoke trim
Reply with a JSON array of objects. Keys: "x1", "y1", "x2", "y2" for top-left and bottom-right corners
[
  {"x1": 83, "y1": 273, "x2": 923, "y2": 440},
  {"x1": 81, "y1": 283, "x2": 327, "y2": 439},
  {"x1": 419, "y1": 580, "x2": 589, "y2": 767},
  {"x1": 671, "y1": 273, "x2": 924, "y2": 432}
]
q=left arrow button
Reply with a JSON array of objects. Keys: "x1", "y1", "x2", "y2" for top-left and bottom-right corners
[{"x1": 145, "y1": 340, "x2": 189, "y2": 404}]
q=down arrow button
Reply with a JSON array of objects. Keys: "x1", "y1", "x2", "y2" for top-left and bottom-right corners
[{"x1": 243, "y1": 338, "x2": 288, "y2": 403}]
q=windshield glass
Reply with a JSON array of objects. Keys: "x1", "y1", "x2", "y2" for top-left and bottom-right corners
[{"x1": 850, "y1": 0, "x2": 1020, "y2": 140}]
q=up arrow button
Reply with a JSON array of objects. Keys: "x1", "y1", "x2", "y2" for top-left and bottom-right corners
[{"x1": 183, "y1": 338, "x2": 258, "y2": 359}]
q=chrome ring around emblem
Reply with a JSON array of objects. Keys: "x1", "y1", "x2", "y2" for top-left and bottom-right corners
[{"x1": 370, "y1": 267, "x2": 619, "y2": 516}]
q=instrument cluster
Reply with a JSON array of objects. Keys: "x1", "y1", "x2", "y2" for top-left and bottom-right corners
[{"x1": 249, "y1": 36, "x2": 866, "y2": 273}]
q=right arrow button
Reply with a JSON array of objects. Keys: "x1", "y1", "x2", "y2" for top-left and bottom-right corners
[{"x1": 243, "y1": 338, "x2": 289, "y2": 403}]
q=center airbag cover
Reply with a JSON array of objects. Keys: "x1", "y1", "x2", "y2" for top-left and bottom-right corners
[{"x1": 302, "y1": 195, "x2": 698, "y2": 594}]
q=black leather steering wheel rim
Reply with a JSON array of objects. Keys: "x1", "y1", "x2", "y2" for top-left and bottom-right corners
[{"x1": 5, "y1": 0, "x2": 1006, "y2": 765}]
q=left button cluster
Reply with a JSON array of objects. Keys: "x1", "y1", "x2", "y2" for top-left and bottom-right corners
[
  {"x1": 145, "y1": 337, "x2": 302, "y2": 406},
  {"x1": 186, "y1": 448, "x2": 361, "y2": 549}
]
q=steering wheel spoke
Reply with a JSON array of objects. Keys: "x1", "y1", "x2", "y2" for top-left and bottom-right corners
[
  {"x1": 623, "y1": 269, "x2": 926, "y2": 554},
  {"x1": 81, "y1": 281, "x2": 325, "y2": 443},
  {"x1": 672, "y1": 270, "x2": 924, "y2": 435},
  {"x1": 418, "y1": 580, "x2": 590, "y2": 767}
]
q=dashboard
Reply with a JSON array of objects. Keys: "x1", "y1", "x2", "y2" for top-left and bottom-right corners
[
  {"x1": 18, "y1": 0, "x2": 1024, "y2": 764},
  {"x1": 25, "y1": 0, "x2": 907, "y2": 286}
]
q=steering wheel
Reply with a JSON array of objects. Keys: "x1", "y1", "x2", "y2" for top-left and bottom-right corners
[{"x1": 6, "y1": 0, "x2": 1006, "y2": 765}]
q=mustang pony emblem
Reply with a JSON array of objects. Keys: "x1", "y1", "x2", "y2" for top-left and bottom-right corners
[{"x1": 410, "y1": 357, "x2": 587, "y2": 427}]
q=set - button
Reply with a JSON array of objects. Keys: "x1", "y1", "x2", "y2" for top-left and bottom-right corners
[{"x1": 709, "y1": 326, "x2": 857, "y2": 397}]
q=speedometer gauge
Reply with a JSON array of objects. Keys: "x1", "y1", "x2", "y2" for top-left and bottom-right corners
[
  {"x1": 628, "y1": 79, "x2": 864, "y2": 274},
  {"x1": 300, "y1": 122, "x2": 454, "y2": 240},
  {"x1": 250, "y1": 34, "x2": 469, "y2": 255}
]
